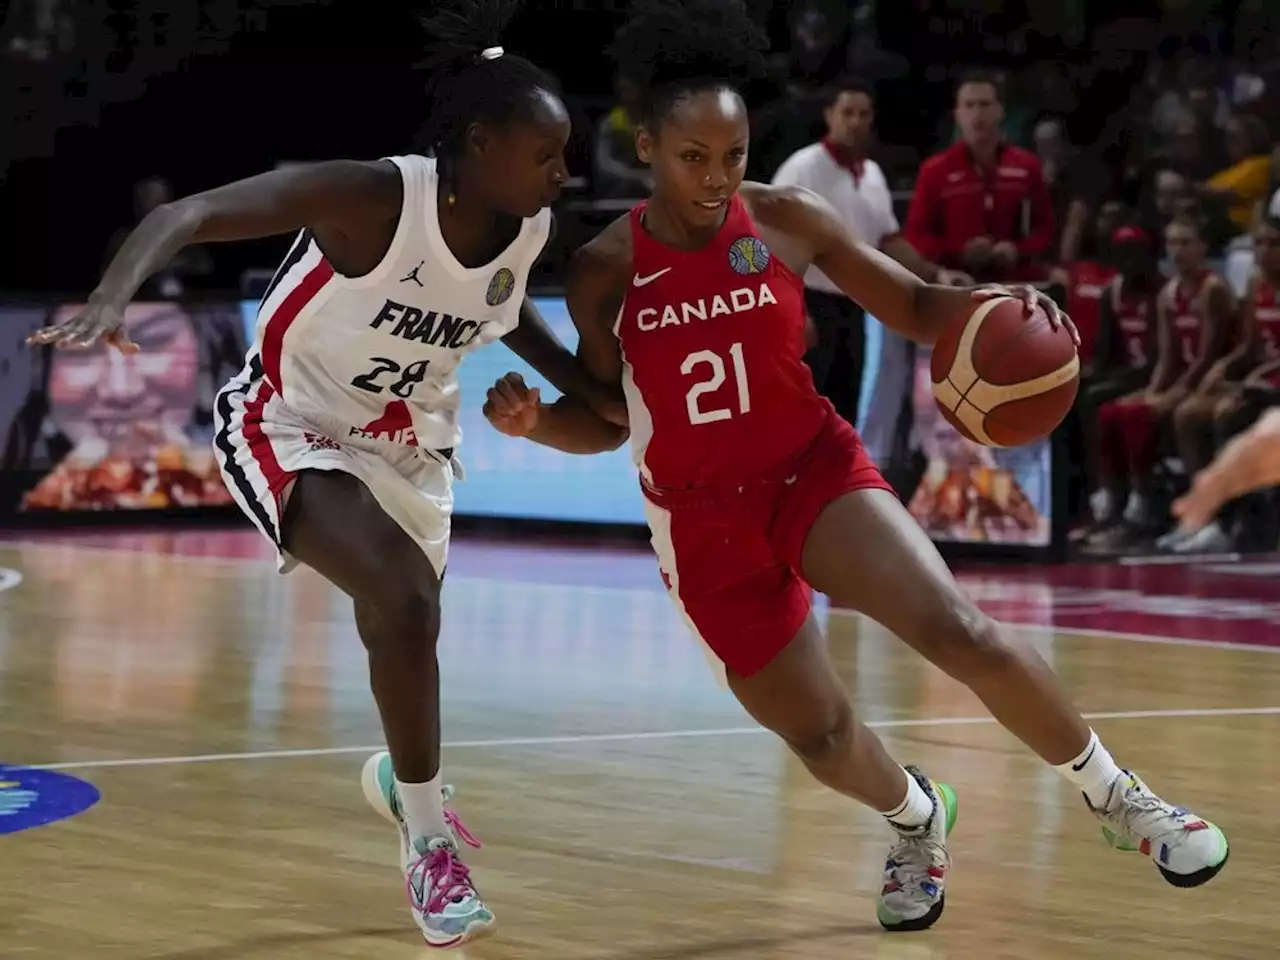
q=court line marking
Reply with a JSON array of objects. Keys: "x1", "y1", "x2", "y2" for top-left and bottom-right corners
[
  {"x1": 6, "y1": 539, "x2": 1280, "y2": 654},
  {"x1": 30, "y1": 705, "x2": 1280, "y2": 773},
  {"x1": 0, "y1": 568, "x2": 22, "y2": 594}
]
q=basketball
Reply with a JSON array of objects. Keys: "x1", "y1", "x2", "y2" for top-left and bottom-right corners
[{"x1": 930, "y1": 295, "x2": 1080, "y2": 447}]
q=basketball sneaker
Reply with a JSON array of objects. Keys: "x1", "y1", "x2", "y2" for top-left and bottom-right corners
[
  {"x1": 1088, "y1": 769, "x2": 1229, "y2": 887},
  {"x1": 360, "y1": 751, "x2": 496, "y2": 948},
  {"x1": 877, "y1": 768, "x2": 959, "y2": 932}
]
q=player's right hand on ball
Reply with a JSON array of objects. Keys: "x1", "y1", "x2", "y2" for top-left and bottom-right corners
[
  {"x1": 484, "y1": 372, "x2": 541, "y2": 437},
  {"x1": 26, "y1": 299, "x2": 138, "y2": 353}
]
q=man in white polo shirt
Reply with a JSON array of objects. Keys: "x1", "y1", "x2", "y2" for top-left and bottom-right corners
[{"x1": 772, "y1": 78, "x2": 968, "y2": 462}]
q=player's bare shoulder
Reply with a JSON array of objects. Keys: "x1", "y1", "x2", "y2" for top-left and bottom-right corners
[
  {"x1": 737, "y1": 181, "x2": 827, "y2": 269},
  {"x1": 567, "y1": 212, "x2": 633, "y2": 330},
  {"x1": 739, "y1": 180, "x2": 823, "y2": 231}
]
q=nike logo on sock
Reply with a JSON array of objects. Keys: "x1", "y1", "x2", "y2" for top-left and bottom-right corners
[
  {"x1": 1071, "y1": 742, "x2": 1098, "y2": 772},
  {"x1": 632, "y1": 267, "x2": 672, "y2": 287}
]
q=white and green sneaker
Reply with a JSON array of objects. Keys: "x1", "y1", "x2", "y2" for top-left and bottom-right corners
[
  {"x1": 1089, "y1": 769, "x2": 1229, "y2": 888},
  {"x1": 360, "y1": 751, "x2": 495, "y2": 948},
  {"x1": 877, "y1": 768, "x2": 959, "y2": 932}
]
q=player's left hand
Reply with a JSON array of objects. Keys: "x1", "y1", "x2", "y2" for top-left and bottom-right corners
[
  {"x1": 483, "y1": 372, "x2": 541, "y2": 438},
  {"x1": 1173, "y1": 408, "x2": 1280, "y2": 532},
  {"x1": 972, "y1": 284, "x2": 1080, "y2": 348}
]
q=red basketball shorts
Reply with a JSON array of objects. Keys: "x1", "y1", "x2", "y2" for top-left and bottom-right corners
[{"x1": 641, "y1": 411, "x2": 895, "y2": 679}]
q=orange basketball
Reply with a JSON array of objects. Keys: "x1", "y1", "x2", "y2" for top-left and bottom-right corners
[{"x1": 930, "y1": 296, "x2": 1080, "y2": 447}]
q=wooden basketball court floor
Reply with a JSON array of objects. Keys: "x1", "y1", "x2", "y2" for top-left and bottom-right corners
[{"x1": 2, "y1": 529, "x2": 1279, "y2": 959}]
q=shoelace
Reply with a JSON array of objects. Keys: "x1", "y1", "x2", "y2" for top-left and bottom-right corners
[
  {"x1": 444, "y1": 808, "x2": 482, "y2": 849},
  {"x1": 1114, "y1": 781, "x2": 1192, "y2": 842},
  {"x1": 408, "y1": 845, "x2": 478, "y2": 916},
  {"x1": 883, "y1": 833, "x2": 948, "y2": 899}
]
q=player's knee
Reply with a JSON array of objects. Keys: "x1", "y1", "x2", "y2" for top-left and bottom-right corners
[
  {"x1": 1174, "y1": 398, "x2": 1209, "y2": 432},
  {"x1": 356, "y1": 555, "x2": 442, "y2": 646},
  {"x1": 784, "y1": 697, "x2": 855, "y2": 767}
]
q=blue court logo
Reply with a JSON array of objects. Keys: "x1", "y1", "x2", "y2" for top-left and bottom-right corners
[
  {"x1": 486, "y1": 267, "x2": 516, "y2": 306},
  {"x1": 0, "y1": 765, "x2": 101, "y2": 835},
  {"x1": 728, "y1": 236, "x2": 771, "y2": 276}
]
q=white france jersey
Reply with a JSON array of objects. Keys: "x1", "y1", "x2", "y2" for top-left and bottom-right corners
[{"x1": 233, "y1": 153, "x2": 551, "y2": 452}]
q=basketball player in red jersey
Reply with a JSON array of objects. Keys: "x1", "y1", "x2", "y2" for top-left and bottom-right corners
[
  {"x1": 1169, "y1": 215, "x2": 1280, "y2": 551},
  {"x1": 1092, "y1": 214, "x2": 1232, "y2": 546},
  {"x1": 484, "y1": 0, "x2": 1229, "y2": 933},
  {"x1": 1079, "y1": 225, "x2": 1162, "y2": 538},
  {"x1": 27, "y1": 1, "x2": 621, "y2": 947},
  {"x1": 1053, "y1": 200, "x2": 1124, "y2": 366}
]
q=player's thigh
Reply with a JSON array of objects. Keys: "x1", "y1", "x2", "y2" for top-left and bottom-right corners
[
  {"x1": 1174, "y1": 389, "x2": 1219, "y2": 429},
  {"x1": 1083, "y1": 369, "x2": 1148, "y2": 410},
  {"x1": 800, "y1": 487, "x2": 995, "y2": 676},
  {"x1": 283, "y1": 468, "x2": 441, "y2": 610},
  {"x1": 644, "y1": 494, "x2": 809, "y2": 681}
]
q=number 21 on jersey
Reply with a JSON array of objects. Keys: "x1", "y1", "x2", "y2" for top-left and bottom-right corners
[{"x1": 682, "y1": 342, "x2": 751, "y2": 425}]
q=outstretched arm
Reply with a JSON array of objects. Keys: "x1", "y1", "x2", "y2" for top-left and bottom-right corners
[
  {"x1": 762, "y1": 184, "x2": 1076, "y2": 347},
  {"x1": 29, "y1": 160, "x2": 402, "y2": 350}
]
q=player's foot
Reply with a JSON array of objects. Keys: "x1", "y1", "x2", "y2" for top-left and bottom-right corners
[
  {"x1": 1088, "y1": 769, "x2": 1229, "y2": 888},
  {"x1": 361, "y1": 751, "x2": 495, "y2": 948},
  {"x1": 877, "y1": 768, "x2": 958, "y2": 932}
]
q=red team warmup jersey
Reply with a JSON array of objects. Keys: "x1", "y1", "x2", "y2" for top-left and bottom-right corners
[
  {"x1": 1255, "y1": 277, "x2": 1280, "y2": 360},
  {"x1": 1110, "y1": 279, "x2": 1156, "y2": 371},
  {"x1": 615, "y1": 195, "x2": 829, "y2": 489},
  {"x1": 613, "y1": 194, "x2": 893, "y2": 679},
  {"x1": 1066, "y1": 261, "x2": 1118, "y2": 365},
  {"x1": 1162, "y1": 271, "x2": 1211, "y2": 371}
]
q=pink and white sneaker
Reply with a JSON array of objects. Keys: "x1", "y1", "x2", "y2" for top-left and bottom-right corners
[{"x1": 361, "y1": 751, "x2": 495, "y2": 948}]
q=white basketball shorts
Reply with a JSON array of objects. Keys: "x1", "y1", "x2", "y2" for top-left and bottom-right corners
[{"x1": 212, "y1": 372, "x2": 455, "y2": 576}]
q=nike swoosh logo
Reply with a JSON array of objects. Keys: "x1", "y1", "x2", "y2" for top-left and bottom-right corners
[
  {"x1": 633, "y1": 267, "x2": 672, "y2": 287},
  {"x1": 1071, "y1": 742, "x2": 1097, "y2": 772}
]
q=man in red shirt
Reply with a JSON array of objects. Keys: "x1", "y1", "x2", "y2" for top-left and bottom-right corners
[{"x1": 905, "y1": 71, "x2": 1055, "y2": 282}]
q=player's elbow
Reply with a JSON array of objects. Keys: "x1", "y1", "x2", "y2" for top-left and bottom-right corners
[
  {"x1": 595, "y1": 424, "x2": 629, "y2": 452},
  {"x1": 165, "y1": 198, "x2": 216, "y2": 244}
]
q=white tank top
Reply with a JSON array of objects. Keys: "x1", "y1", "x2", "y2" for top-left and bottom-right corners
[{"x1": 235, "y1": 154, "x2": 551, "y2": 451}]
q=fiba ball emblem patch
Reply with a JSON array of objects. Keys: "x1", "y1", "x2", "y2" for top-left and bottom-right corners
[
  {"x1": 728, "y1": 236, "x2": 770, "y2": 276},
  {"x1": 486, "y1": 267, "x2": 516, "y2": 306}
]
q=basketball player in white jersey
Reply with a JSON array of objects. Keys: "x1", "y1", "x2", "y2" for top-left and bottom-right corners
[{"x1": 27, "y1": 0, "x2": 621, "y2": 948}]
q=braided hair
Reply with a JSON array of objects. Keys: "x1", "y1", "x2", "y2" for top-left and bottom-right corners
[
  {"x1": 417, "y1": 0, "x2": 561, "y2": 183},
  {"x1": 607, "y1": 0, "x2": 769, "y2": 129}
]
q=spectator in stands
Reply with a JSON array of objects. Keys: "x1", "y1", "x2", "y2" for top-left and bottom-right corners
[
  {"x1": 1090, "y1": 214, "x2": 1232, "y2": 546},
  {"x1": 772, "y1": 77, "x2": 967, "y2": 433},
  {"x1": 1166, "y1": 216, "x2": 1280, "y2": 553},
  {"x1": 592, "y1": 78, "x2": 653, "y2": 199},
  {"x1": 1079, "y1": 223, "x2": 1163, "y2": 539},
  {"x1": 1198, "y1": 113, "x2": 1273, "y2": 234},
  {"x1": 1167, "y1": 115, "x2": 1228, "y2": 184},
  {"x1": 904, "y1": 70, "x2": 1054, "y2": 283},
  {"x1": 1151, "y1": 168, "x2": 1191, "y2": 230},
  {"x1": 104, "y1": 177, "x2": 213, "y2": 299}
]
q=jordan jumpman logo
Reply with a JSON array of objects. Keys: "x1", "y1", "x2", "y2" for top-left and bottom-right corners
[{"x1": 401, "y1": 260, "x2": 425, "y2": 286}]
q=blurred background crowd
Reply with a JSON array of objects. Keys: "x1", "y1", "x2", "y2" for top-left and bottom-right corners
[{"x1": 4, "y1": 0, "x2": 1280, "y2": 558}]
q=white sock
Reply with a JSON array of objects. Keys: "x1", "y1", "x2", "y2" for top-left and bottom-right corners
[
  {"x1": 396, "y1": 771, "x2": 449, "y2": 842},
  {"x1": 880, "y1": 767, "x2": 934, "y2": 829},
  {"x1": 1054, "y1": 730, "x2": 1124, "y2": 808}
]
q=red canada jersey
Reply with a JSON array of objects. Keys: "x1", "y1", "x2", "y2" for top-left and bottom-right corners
[
  {"x1": 1110, "y1": 278, "x2": 1156, "y2": 371},
  {"x1": 615, "y1": 195, "x2": 829, "y2": 489},
  {"x1": 1066, "y1": 260, "x2": 1118, "y2": 365},
  {"x1": 1255, "y1": 276, "x2": 1280, "y2": 359},
  {"x1": 1162, "y1": 271, "x2": 1211, "y2": 370}
]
